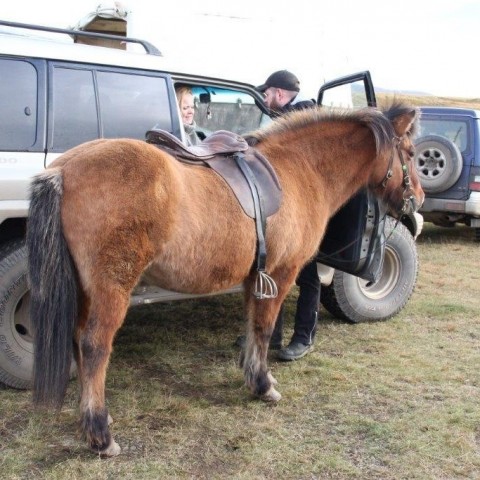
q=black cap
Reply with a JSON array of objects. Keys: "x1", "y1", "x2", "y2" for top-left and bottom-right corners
[{"x1": 256, "y1": 70, "x2": 300, "y2": 93}]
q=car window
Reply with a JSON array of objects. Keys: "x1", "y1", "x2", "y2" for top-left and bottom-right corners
[
  {"x1": 318, "y1": 73, "x2": 376, "y2": 109},
  {"x1": 321, "y1": 80, "x2": 372, "y2": 108},
  {"x1": 50, "y1": 65, "x2": 173, "y2": 152},
  {"x1": 97, "y1": 71, "x2": 172, "y2": 138},
  {"x1": 190, "y1": 86, "x2": 266, "y2": 135},
  {"x1": 0, "y1": 59, "x2": 37, "y2": 150},
  {"x1": 51, "y1": 67, "x2": 98, "y2": 150},
  {"x1": 418, "y1": 118, "x2": 469, "y2": 152},
  {"x1": 321, "y1": 84, "x2": 355, "y2": 108}
]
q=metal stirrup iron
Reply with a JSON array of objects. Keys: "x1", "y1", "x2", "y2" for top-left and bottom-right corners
[{"x1": 254, "y1": 271, "x2": 278, "y2": 299}]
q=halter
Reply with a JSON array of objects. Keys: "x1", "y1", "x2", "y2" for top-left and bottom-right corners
[{"x1": 377, "y1": 136, "x2": 415, "y2": 215}]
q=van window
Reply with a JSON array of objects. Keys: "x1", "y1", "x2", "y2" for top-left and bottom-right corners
[
  {"x1": 51, "y1": 67, "x2": 98, "y2": 150},
  {"x1": 97, "y1": 71, "x2": 172, "y2": 138},
  {"x1": 191, "y1": 87, "x2": 264, "y2": 135},
  {"x1": 0, "y1": 59, "x2": 37, "y2": 150},
  {"x1": 50, "y1": 66, "x2": 173, "y2": 151}
]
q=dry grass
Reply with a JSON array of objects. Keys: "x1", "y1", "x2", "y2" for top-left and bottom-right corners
[
  {"x1": 1, "y1": 89, "x2": 480, "y2": 478},
  {"x1": 1, "y1": 223, "x2": 479, "y2": 479}
]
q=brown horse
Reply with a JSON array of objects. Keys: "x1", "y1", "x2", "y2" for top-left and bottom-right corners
[{"x1": 27, "y1": 101, "x2": 423, "y2": 456}]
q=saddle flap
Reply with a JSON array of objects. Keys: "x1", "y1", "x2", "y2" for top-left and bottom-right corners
[{"x1": 206, "y1": 149, "x2": 282, "y2": 218}]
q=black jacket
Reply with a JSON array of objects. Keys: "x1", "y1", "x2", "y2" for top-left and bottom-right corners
[{"x1": 274, "y1": 98, "x2": 316, "y2": 117}]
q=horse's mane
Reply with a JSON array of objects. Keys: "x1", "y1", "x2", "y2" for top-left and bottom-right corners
[{"x1": 248, "y1": 101, "x2": 419, "y2": 157}]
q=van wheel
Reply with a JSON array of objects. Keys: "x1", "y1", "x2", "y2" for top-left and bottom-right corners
[
  {"x1": 0, "y1": 240, "x2": 77, "y2": 390},
  {"x1": 0, "y1": 240, "x2": 34, "y2": 389},
  {"x1": 414, "y1": 135, "x2": 463, "y2": 193},
  {"x1": 321, "y1": 219, "x2": 418, "y2": 323}
]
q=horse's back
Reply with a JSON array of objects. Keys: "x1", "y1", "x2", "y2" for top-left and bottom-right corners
[
  {"x1": 50, "y1": 138, "x2": 171, "y2": 174},
  {"x1": 49, "y1": 137, "x2": 257, "y2": 295}
]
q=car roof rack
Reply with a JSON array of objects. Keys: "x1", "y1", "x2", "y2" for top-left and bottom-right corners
[{"x1": 0, "y1": 20, "x2": 162, "y2": 56}]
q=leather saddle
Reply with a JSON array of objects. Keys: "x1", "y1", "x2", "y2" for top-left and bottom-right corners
[{"x1": 146, "y1": 129, "x2": 282, "y2": 219}]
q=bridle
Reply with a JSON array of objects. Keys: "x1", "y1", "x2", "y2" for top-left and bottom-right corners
[{"x1": 377, "y1": 135, "x2": 415, "y2": 215}]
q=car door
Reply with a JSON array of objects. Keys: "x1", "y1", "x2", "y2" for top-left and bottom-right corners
[
  {"x1": 317, "y1": 70, "x2": 376, "y2": 108},
  {"x1": 315, "y1": 71, "x2": 386, "y2": 283}
]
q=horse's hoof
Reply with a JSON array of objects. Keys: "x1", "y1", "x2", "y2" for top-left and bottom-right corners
[
  {"x1": 107, "y1": 414, "x2": 113, "y2": 425},
  {"x1": 267, "y1": 371, "x2": 278, "y2": 386},
  {"x1": 97, "y1": 439, "x2": 121, "y2": 457},
  {"x1": 260, "y1": 386, "x2": 282, "y2": 402}
]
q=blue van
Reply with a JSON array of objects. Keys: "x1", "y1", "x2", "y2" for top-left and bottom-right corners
[{"x1": 415, "y1": 107, "x2": 480, "y2": 240}]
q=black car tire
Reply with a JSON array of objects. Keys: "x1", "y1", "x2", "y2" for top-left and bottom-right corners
[
  {"x1": 321, "y1": 218, "x2": 418, "y2": 323},
  {"x1": 0, "y1": 240, "x2": 34, "y2": 389},
  {"x1": 0, "y1": 239, "x2": 77, "y2": 389},
  {"x1": 414, "y1": 135, "x2": 463, "y2": 193}
]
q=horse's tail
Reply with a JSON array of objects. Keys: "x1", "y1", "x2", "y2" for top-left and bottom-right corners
[{"x1": 27, "y1": 169, "x2": 78, "y2": 408}]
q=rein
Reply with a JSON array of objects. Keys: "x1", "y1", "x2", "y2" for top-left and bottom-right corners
[
  {"x1": 319, "y1": 137, "x2": 414, "y2": 270},
  {"x1": 317, "y1": 210, "x2": 397, "y2": 265}
]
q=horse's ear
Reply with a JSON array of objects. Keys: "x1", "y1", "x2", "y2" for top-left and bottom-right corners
[{"x1": 392, "y1": 110, "x2": 417, "y2": 137}]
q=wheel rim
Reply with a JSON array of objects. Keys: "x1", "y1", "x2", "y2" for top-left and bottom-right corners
[
  {"x1": 416, "y1": 147, "x2": 446, "y2": 180},
  {"x1": 356, "y1": 246, "x2": 400, "y2": 300},
  {"x1": 12, "y1": 288, "x2": 34, "y2": 353}
]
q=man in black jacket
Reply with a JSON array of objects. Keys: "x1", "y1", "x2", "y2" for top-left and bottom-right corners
[
  {"x1": 257, "y1": 70, "x2": 319, "y2": 361},
  {"x1": 257, "y1": 69, "x2": 315, "y2": 116}
]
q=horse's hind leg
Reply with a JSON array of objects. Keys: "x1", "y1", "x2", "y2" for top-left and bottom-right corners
[
  {"x1": 76, "y1": 288, "x2": 130, "y2": 457},
  {"x1": 242, "y1": 269, "x2": 297, "y2": 402}
]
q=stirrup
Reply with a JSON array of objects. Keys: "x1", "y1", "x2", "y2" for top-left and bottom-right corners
[{"x1": 254, "y1": 271, "x2": 278, "y2": 299}]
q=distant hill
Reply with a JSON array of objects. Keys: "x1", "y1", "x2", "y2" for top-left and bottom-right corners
[
  {"x1": 352, "y1": 83, "x2": 432, "y2": 97},
  {"x1": 352, "y1": 83, "x2": 480, "y2": 109},
  {"x1": 375, "y1": 87, "x2": 433, "y2": 97},
  {"x1": 377, "y1": 92, "x2": 480, "y2": 110}
]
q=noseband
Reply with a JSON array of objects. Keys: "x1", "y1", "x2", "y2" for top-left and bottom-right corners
[{"x1": 378, "y1": 136, "x2": 414, "y2": 214}]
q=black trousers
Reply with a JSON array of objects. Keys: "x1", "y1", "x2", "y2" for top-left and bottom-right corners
[{"x1": 271, "y1": 259, "x2": 320, "y2": 346}]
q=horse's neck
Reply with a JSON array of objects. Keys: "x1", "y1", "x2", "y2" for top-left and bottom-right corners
[{"x1": 264, "y1": 127, "x2": 376, "y2": 211}]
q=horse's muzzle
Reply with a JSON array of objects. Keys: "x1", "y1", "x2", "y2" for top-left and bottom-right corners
[{"x1": 406, "y1": 195, "x2": 423, "y2": 214}]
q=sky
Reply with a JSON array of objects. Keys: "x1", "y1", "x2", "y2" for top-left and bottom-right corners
[{"x1": 2, "y1": 0, "x2": 479, "y2": 99}]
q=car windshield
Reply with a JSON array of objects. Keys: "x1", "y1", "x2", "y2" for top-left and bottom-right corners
[
  {"x1": 190, "y1": 86, "x2": 269, "y2": 135},
  {"x1": 418, "y1": 118, "x2": 469, "y2": 152}
]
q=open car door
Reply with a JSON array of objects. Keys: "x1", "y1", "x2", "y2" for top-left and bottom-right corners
[
  {"x1": 317, "y1": 70, "x2": 376, "y2": 108},
  {"x1": 315, "y1": 71, "x2": 385, "y2": 283}
]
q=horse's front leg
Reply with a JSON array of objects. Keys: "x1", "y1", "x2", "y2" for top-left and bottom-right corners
[{"x1": 242, "y1": 269, "x2": 296, "y2": 402}]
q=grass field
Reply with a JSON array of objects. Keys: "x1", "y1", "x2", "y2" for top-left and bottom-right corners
[
  {"x1": 1, "y1": 93, "x2": 480, "y2": 479},
  {"x1": 1, "y1": 222, "x2": 479, "y2": 479}
]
